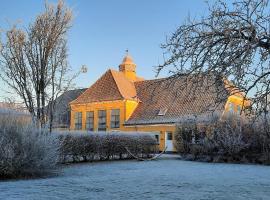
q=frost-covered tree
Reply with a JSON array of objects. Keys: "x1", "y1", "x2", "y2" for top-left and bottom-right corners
[
  {"x1": 0, "y1": 0, "x2": 73, "y2": 129},
  {"x1": 157, "y1": 0, "x2": 270, "y2": 115}
]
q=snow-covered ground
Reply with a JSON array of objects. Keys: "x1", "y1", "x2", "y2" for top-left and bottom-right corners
[{"x1": 1, "y1": 156, "x2": 270, "y2": 200}]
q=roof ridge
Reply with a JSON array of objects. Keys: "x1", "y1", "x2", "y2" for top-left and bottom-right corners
[
  {"x1": 110, "y1": 69, "x2": 138, "y2": 100},
  {"x1": 134, "y1": 77, "x2": 169, "y2": 84},
  {"x1": 67, "y1": 88, "x2": 87, "y2": 92},
  {"x1": 70, "y1": 69, "x2": 123, "y2": 104},
  {"x1": 109, "y1": 69, "x2": 125, "y2": 99}
]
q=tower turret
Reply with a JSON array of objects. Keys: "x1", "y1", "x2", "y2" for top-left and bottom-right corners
[{"x1": 119, "y1": 51, "x2": 137, "y2": 81}]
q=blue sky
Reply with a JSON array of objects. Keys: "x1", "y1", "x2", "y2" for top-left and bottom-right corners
[{"x1": 0, "y1": 0, "x2": 217, "y2": 101}]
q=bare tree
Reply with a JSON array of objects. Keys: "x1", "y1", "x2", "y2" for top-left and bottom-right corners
[
  {"x1": 0, "y1": 0, "x2": 73, "y2": 129},
  {"x1": 157, "y1": 0, "x2": 270, "y2": 115}
]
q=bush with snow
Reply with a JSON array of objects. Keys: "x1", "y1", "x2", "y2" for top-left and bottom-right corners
[
  {"x1": 210, "y1": 120, "x2": 247, "y2": 156},
  {"x1": 173, "y1": 115, "x2": 270, "y2": 164},
  {"x1": 57, "y1": 131, "x2": 158, "y2": 163},
  {"x1": 0, "y1": 116, "x2": 59, "y2": 179}
]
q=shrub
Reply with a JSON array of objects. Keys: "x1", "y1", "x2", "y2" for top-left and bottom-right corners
[
  {"x1": 174, "y1": 126, "x2": 192, "y2": 153},
  {"x1": 174, "y1": 122, "x2": 207, "y2": 154},
  {"x1": 210, "y1": 120, "x2": 248, "y2": 156},
  {"x1": 245, "y1": 119, "x2": 270, "y2": 164},
  {"x1": 0, "y1": 117, "x2": 59, "y2": 179},
  {"x1": 174, "y1": 116, "x2": 251, "y2": 163},
  {"x1": 57, "y1": 131, "x2": 158, "y2": 163}
]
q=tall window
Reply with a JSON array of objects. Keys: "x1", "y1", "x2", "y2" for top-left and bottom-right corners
[
  {"x1": 237, "y1": 105, "x2": 241, "y2": 115},
  {"x1": 74, "y1": 112, "x2": 82, "y2": 130},
  {"x1": 166, "y1": 132, "x2": 173, "y2": 140},
  {"x1": 111, "y1": 109, "x2": 120, "y2": 128},
  {"x1": 86, "y1": 111, "x2": 94, "y2": 131},
  {"x1": 228, "y1": 102, "x2": 234, "y2": 113},
  {"x1": 98, "y1": 110, "x2": 106, "y2": 131},
  {"x1": 155, "y1": 134, "x2": 160, "y2": 144}
]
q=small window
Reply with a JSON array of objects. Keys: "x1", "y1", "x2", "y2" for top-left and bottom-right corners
[
  {"x1": 98, "y1": 110, "x2": 106, "y2": 131},
  {"x1": 155, "y1": 134, "x2": 159, "y2": 143},
  {"x1": 237, "y1": 105, "x2": 241, "y2": 115},
  {"x1": 74, "y1": 112, "x2": 82, "y2": 130},
  {"x1": 111, "y1": 109, "x2": 120, "y2": 128},
  {"x1": 228, "y1": 102, "x2": 234, "y2": 113},
  {"x1": 167, "y1": 132, "x2": 173, "y2": 140},
  {"x1": 86, "y1": 111, "x2": 94, "y2": 131},
  {"x1": 158, "y1": 108, "x2": 168, "y2": 116}
]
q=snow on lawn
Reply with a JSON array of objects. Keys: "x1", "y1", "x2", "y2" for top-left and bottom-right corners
[{"x1": 1, "y1": 156, "x2": 270, "y2": 200}]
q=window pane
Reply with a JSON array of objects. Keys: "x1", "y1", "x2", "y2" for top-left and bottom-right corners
[
  {"x1": 74, "y1": 112, "x2": 82, "y2": 130},
  {"x1": 237, "y1": 105, "x2": 241, "y2": 115},
  {"x1": 86, "y1": 111, "x2": 94, "y2": 118},
  {"x1": 86, "y1": 111, "x2": 94, "y2": 131},
  {"x1": 111, "y1": 109, "x2": 120, "y2": 128},
  {"x1": 98, "y1": 110, "x2": 106, "y2": 131},
  {"x1": 167, "y1": 132, "x2": 173, "y2": 140},
  {"x1": 155, "y1": 135, "x2": 159, "y2": 143},
  {"x1": 111, "y1": 109, "x2": 120, "y2": 115},
  {"x1": 229, "y1": 102, "x2": 234, "y2": 113}
]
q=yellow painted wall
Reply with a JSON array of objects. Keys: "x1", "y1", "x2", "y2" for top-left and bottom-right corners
[
  {"x1": 70, "y1": 99, "x2": 139, "y2": 131},
  {"x1": 122, "y1": 70, "x2": 137, "y2": 82},
  {"x1": 125, "y1": 100, "x2": 138, "y2": 120},
  {"x1": 70, "y1": 94, "x2": 248, "y2": 152},
  {"x1": 70, "y1": 99, "x2": 175, "y2": 151},
  {"x1": 122, "y1": 125, "x2": 176, "y2": 151},
  {"x1": 224, "y1": 94, "x2": 250, "y2": 114},
  {"x1": 70, "y1": 100, "x2": 126, "y2": 131}
]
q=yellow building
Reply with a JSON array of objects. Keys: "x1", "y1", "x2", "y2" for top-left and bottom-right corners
[{"x1": 69, "y1": 53, "x2": 249, "y2": 151}]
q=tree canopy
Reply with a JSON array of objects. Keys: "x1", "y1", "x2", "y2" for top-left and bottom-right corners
[
  {"x1": 0, "y1": 0, "x2": 73, "y2": 128},
  {"x1": 158, "y1": 0, "x2": 270, "y2": 115}
]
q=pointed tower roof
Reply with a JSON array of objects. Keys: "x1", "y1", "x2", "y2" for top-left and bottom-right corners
[
  {"x1": 121, "y1": 54, "x2": 135, "y2": 65},
  {"x1": 119, "y1": 53, "x2": 136, "y2": 69},
  {"x1": 121, "y1": 49, "x2": 135, "y2": 64}
]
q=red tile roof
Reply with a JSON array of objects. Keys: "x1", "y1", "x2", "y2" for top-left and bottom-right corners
[
  {"x1": 71, "y1": 69, "x2": 233, "y2": 125},
  {"x1": 71, "y1": 69, "x2": 137, "y2": 104},
  {"x1": 110, "y1": 70, "x2": 137, "y2": 100},
  {"x1": 125, "y1": 75, "x2": 229, "y2": 125}
]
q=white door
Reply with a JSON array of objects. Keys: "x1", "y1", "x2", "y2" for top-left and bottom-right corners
[{"x1": 165, "y1": 132, "x2": 173, "y2": 151}]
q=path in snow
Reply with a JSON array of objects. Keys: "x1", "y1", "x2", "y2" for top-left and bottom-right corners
[{"x1": 0, "y1": 156, "x2": 270, "y2": 200}]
